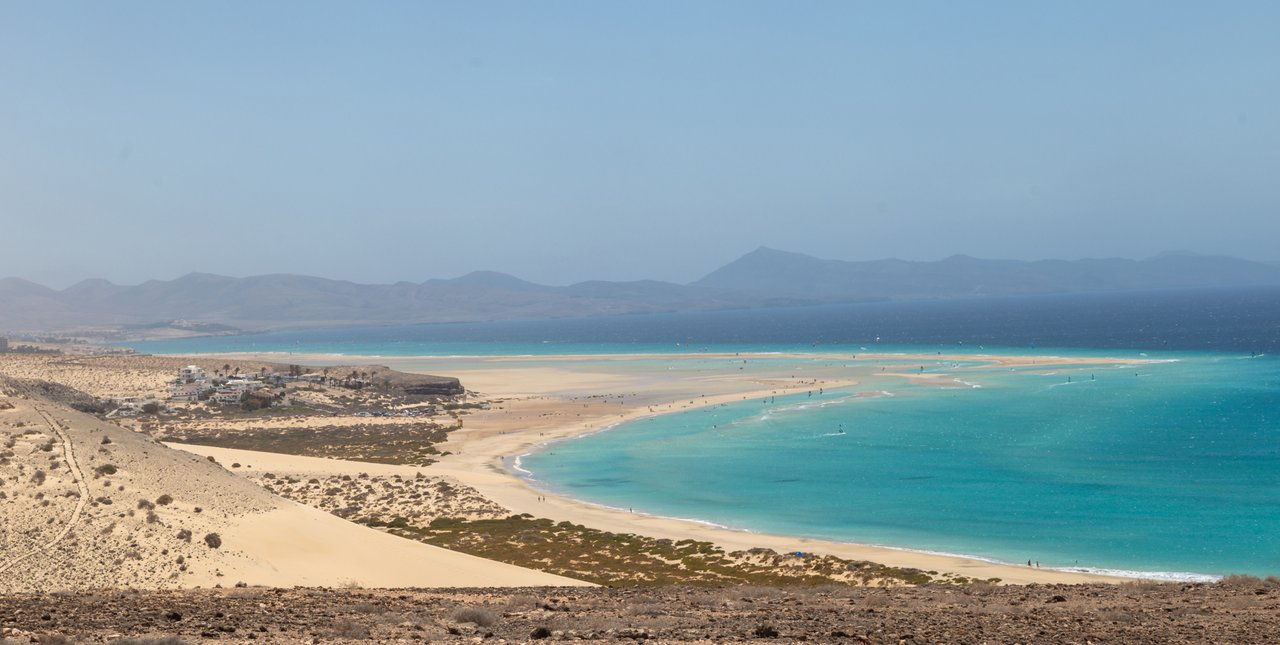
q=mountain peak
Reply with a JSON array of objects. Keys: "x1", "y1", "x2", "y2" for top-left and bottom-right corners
[
  {"x1": 61, "y1": 278, "x2": 123, "y2": 299},
  {"x1": 64, "y1": 278, "x2": 118, "y2": 289},
  {"x1": 439, "y1": 271, "x2": 546, "y2": 291},
  {"x1": 0, "y1": 277, "x2": 57, "y2": 295}
]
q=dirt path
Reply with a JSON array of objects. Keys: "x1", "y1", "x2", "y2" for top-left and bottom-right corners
[{"x1": 0, "y1": 407, "x2": 90, "y2": 575}]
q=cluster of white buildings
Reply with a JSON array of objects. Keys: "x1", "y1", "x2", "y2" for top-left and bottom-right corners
[
  {"x1": 168, "y1": 365, "x2": 209, "y2": 402},
  {"x1": 168, "y1": 364, "x2": 288, "y2": 407}
]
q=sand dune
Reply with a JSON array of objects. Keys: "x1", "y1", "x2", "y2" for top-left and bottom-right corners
[{"x1": 0, "y1": 377, "x2": 586, "y2": 591}]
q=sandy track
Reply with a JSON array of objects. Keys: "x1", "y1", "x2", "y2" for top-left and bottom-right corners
[{"x1": 0, "y1": 407, "x2": 89, "y2": 575}]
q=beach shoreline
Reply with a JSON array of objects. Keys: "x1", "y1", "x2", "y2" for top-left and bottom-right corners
[{"x1": 165, "y1": 350, "x2": 1171, "y2": 585}]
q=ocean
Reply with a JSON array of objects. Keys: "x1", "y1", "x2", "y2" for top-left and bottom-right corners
[{"x1": 129, "y1": 286, "x2": 1280, "y2": 579}]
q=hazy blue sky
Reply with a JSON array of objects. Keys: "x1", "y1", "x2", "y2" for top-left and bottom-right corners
[{"x1": 3, "y1": 2, "x2": 1278, "y2": 288}]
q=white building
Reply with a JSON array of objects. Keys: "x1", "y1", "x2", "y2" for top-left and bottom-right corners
[
  {"x1": 213, "y1": 384, "x2": 250, "y2": 404},
  {"x1": 178, "y1": 365, "x2": 207, "y2": 382},
  {"x1": 169, "y1": 382, "x2": 203, "y2": 402}
]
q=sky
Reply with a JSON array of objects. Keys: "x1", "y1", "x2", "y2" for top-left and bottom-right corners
[{"x1": 2, "y1": 2, "x2": 1278, "y2": 288}]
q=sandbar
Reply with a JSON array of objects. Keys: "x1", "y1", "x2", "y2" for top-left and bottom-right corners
[{"x1": 177, "y1": 350, "x2": 1152, "y2": 585}]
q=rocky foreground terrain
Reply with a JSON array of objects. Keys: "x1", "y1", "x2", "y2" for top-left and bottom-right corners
[{"x1": 3, "y1": 581, "x2": 1279, "y2": 644}]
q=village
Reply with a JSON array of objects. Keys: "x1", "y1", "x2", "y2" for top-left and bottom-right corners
[
  {"x1": 0, "y1": 345, "x2": 467, "y2": 420},
  {"x1": 163, "y1": 363, "x2": 298, "y2": 407},
  {"x1": 95, "y1": 360, "x2": 456, "y2": 419}
]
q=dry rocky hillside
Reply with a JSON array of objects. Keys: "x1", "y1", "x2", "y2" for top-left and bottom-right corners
[
  {"x1": 3, "y1": 582, "x2": 1280, "y2": 643},
  {"x1": 0, "y1": 377, "x2": 280, "y2": 591},
  {"x1": 0, "y1": 376, "x2": 581, "y2": 591}
]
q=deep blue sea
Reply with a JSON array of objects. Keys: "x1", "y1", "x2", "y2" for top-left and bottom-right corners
[{"x1": 130, "y1": 286, "x2": 1280, "y2": 579}]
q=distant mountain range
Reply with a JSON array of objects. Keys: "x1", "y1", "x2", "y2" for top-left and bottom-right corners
[
  {"x1": 4, "y1": 249, "x2": 1280, "y2": 336},
  {"x1": 693, "y1": 248, "x2": 1280, "y2": 301}
]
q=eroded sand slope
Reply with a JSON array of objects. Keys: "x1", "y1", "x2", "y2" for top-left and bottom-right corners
[{"x1": 0, "y1": 377, "x2": 585, "y2": 590}]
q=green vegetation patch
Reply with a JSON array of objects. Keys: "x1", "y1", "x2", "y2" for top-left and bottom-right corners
[
  {"x1": 370, "y1": 514, "x2": 968, "y2": 587},
  {"x1": 158, "y1": 422, "x2": 454, "y2": 466}
]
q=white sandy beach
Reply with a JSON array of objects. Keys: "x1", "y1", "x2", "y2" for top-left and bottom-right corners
[{"x1": 176, "y1": 351, "x2": 1149, "y2": 585}]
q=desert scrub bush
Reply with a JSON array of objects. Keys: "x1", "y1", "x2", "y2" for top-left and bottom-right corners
[
  {"x1": 176, "y1": 528, "x2": 192, "y2": 542},
  {"x1": 109, "y1": 637, "x2": 188, "y2": 645},
  {"x1": 94, "y1": 464, "x2": 118, "y2": 477},
  {"x1": 964, "y1": 581, "x2": 998, "y2": 595},
  {"x1": 451, "y1": 606, "x2": 499, "y2": 628},
  {"x1": 625, "y1": 603, "x2": 666, "y2": 617},
  {"x1": 731, "y1": 585, "x2": 783, "y2": 601},
  {"x1": 350, "y1": 601, "x2": 387, "y2": 614},
  {"x1": 503, "y1": 594, "x2": 542, "y2": 612},
  {"x1": 1219, "y1": 574, "x2": 1264, "y2": 586},
  {"x1": 137, "y1": 499, "x2": 155, "y2": 510},
  {"x1": 331, "y1": 619, "x2": 370, "y2": 639},
  {"x1": 156, "y1": 493, "x2": 174, "y2": 505},
  {"x1": 861, "y1": 593, "x2": 891, "y2": 608},
  {"x1": 204, "y1": 532, "x2": 222, "y2": 548}
]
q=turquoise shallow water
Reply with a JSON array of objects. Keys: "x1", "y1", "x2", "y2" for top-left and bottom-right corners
[
  {"x1": 520, "y1": 352, "x2": 1280, "y2": 580},
  {"x1": 128, "y1": 291, "x2": 1280, "y2": 580}
]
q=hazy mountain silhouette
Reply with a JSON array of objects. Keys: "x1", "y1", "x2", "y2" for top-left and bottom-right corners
[
  {"x1": 694, "y1": 247, "x2": 1280, "y2": 299},
  {"x1": 3, "y1": 249, "x2": 1280, "y2": 334}
]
